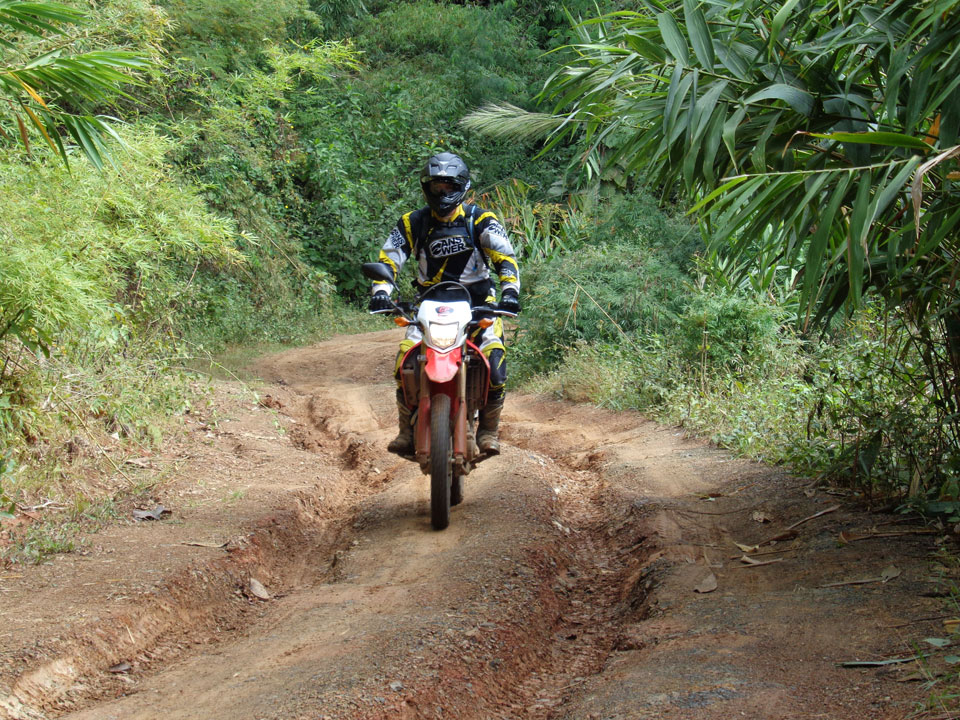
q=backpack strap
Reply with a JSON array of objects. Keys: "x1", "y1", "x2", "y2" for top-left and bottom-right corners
[{"x1": 465, "y1": 203, "x2": 491, "y2": 271}]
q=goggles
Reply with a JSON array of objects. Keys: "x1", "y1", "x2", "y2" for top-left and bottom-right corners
[{"x1": 426, "y1": 178, "x2": 463, "y2": 193}]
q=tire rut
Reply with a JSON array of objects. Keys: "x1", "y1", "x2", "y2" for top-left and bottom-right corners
[
  {"x1": 1, "y1": 384, "x2": 387, "y2": 719},
  {"x1": 2, "y1": 333, "x2": 673, "y2": 720}
]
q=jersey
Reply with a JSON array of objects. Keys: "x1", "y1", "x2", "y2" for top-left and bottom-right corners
[{"x1": 371, "y1": 203, "x2": 520, "y2": 304}]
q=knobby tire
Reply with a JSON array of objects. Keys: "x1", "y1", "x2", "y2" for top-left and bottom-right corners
[{"x1": 430, "y1": 393, "x2": 452, "y2": 530}]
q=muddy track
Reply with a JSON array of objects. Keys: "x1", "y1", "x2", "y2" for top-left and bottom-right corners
[{"x1": 0, "y1": 330, "x2": 946, "y2": 719}]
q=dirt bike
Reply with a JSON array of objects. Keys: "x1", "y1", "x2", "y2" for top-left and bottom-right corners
[{"x1": 362, "y1": 262, "x2": 515, "y2": 530}]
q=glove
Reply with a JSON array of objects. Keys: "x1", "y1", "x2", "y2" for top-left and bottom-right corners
[
  {"x1": 499, "y1": 289, "x2": 520, "y2": 315},
  {"x1": 369, "y1": 293, "x2": 394, "y2": 313}
]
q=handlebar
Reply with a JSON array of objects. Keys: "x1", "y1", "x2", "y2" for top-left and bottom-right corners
[
  {"x1": 369, "y1": 301, "x2": 516, "y2": 320},
  {"x1": 472, "y1": 304, "x2": 518, "y2": 320}
]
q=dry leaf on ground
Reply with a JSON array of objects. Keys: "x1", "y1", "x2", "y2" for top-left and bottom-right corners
[
  {"x1": 132, "y1": 505, "x2": 170, "y2": 521},
  {"x1": 738, "y1": 555, "x2": 784, "y2": 568},
  {"x1": 248, "y1": 578, "x2": 271, "y2": 600},
  {"x1": 693, "y1": 572, "x2": 718, "y2": 593}
]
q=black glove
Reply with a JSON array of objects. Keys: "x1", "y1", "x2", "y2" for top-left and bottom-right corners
[
  {"x1": 368, "y1": 293, "x2": 394, "y2": 313},
  {"x1": 499, "y1": 289, "x2": 520, "y2": 315}
]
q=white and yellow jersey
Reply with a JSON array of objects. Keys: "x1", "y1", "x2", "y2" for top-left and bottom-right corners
[{"x1": 372, "y1": 203, "x2": 520, "y2": 303}]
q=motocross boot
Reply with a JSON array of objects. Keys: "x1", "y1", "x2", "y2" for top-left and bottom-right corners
[
  {"x1": 476, "y1": 396, "x2": 504, "y2": 455},
  {"x1": 466, "y1": 420, "x2": 480, "y2": 458},
  {"x1": 388, "y1": 390, "x2": 415, "y2": 456}
]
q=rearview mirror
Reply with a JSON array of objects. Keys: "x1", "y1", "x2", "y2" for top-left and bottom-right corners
[{"x1": 361, "y1": 262, "x2": 394, "y2": 284}]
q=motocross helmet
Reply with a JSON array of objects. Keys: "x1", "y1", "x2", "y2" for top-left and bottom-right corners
[{"x1": 420, "y1": 152, "x2": 471, "y2": 216}]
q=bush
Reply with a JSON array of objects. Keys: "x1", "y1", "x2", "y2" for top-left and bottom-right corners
[
  {"x1": 0, "y1": 128, "x2": 238, "y2": 358},
  {"x1": 677, "y1": 291, "x2": 782, "y2": 377},
  {"x1": 527, "y1": 288, "x2": 958, "y2": 505},
  {"x1": 509, "y1": 192, "x2": 699, "y2": 380},
  {"x1": 161, "y1": 0, "x2": 322, "y2": 75}
]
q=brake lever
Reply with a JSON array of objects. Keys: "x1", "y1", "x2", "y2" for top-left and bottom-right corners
[{"x1": 371, "y1": 299, "x2": 417, "y2": 323}]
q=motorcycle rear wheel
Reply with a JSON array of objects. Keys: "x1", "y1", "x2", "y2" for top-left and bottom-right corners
[{"x1": 430, "y1": 393, "x2": 453, "y2": 530}]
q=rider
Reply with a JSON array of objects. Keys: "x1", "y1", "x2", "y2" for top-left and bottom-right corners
[{"x1": 369, "y1": 152, "x2": 521, "y2": 456}]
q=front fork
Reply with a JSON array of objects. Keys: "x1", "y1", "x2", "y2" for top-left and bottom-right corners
[{"x1": 414, "y1": 356, "x2": 471, "y2": 473}]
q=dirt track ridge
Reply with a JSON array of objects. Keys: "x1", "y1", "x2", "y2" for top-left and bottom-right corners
[{"x1": 1, "y1": 329, "x2": 948, "y2": 719}]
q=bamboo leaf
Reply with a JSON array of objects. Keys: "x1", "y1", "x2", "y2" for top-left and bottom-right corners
[
  {"x1": 690, "y1": 80, "x2": 729, "y2": 143},
  {"x1": 663, "y1": 70, "x2": 694, "y2": 140},
  {"x1": 700, "y1": 107, "x2": 727, "y2": 185},
  {"x1": 744, "y1": 83, "x2": 813, "y2": 116},
  {"x1": 715, "y1": 43, "x2": 751, "y2": 80},
  {"x1": 912, "y1": 144, "x2": 960, "y2": 241},
  {"x1": 658, "y1": 12, "x2": 690, "y2": 66},
  {"x1": 870, "y1": 158, "x2": 921, "y2": 231},
  {"x1": 22, "y1": 104, "x2": 58, "y2": 153},
  {"x1": 846, "y1": 174, "x2": 874, "y2": 305},
  {"x1": 687, "y1": 174, "x2": 752, "y2": 214},
  {"x1": 469, "y1": 2, "x2": 960, "y2": 327},
  {"x1": 15, "y1": 113, "x2": 29, "y2": 154},
  {"x1": 683, "y1": 0, "x2": 714, "y2": 71},
  {"x1": 14, "y1": 75, "x2": 49, "y2": 109},
  {"x1": 769, "y1": 0, "x2": 803, "y2": 51},
  {"x1": 808, "y1": 131, "x2": 933, "y2": 152},
  {"x1": 722, "y1": 105, "x2": 747, "y2": 172},
  {"x1": 800, "y1": 172, "x2": 853, "y2": 309},
  {"x1": 23, "y1": 48, "x2": 62, "y2": 70},
  {"x1": 623, "y1": 33, "x2": 668, "y2": 63},
  {"x1": 62, "y1": 115, "x2": 103, "y2": 171}
]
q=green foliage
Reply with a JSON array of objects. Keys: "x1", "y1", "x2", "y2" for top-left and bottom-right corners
[
  {"x1": 6, "y1": 520, "x2": 80, "y2": 564},
  {"x1": 0, "y1": 453, "x2": 16, "y2": 520},
  {"x1": 309, "y1": 0, "x2": 368, "y2": 35},
  {"x1": 282, "y1": 0, "x2": 554, "y2": 297},
  {"x1": 0, "y1": 126, "x2": 241, "y2": 475},
  {"x1": 2, "y1": 496, "x2": 123, "y2": 564},
  {"x1": 463, "y1": 0, "x2": 960, "y2": 329},
  {"x1": 466, "y1": 0, "x2": 960, "y2": 503},
  {"x1": 528, "y1": 292, "x2": 959, "y2": 501},
  {"x1": 511, "y1": 192, "x2": 697, "y2": 380},
  {"x1": 0, "y1": 127, "x2": 238, "y2": 356},
  {"x1": 160, "y1": 0, "x2": 322, "y2": 75},
  {"x1": 145, "y1": 35, "x2": 359, "y2": 331},
  {"x1": 677, "y1": 291, "x2": 781, "y2": 376},
  {"x1": 476, "y1": 180, "x2": 595, "y2": 262},
  {"x1": 490, "y1": 0, "x2": 625, "y2": 49},
  {"x1": 0, "y1": 1, "x2": 152, "y2": 169}
]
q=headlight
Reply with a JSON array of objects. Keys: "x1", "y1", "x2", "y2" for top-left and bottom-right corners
[{"x1": 428, "y1": 321, "x2": 459, "y2": 349}]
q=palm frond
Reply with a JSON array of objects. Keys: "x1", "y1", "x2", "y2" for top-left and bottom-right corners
[
  {"x1": 460, "y1": 103, "x2": 570, "y2": 142},
  {"x1": 463, "y1": 0, "x2": 960, "y2": 327}
]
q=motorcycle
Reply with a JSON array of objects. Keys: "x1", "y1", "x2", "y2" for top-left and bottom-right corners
[{"x1": 362, "y1": 262, "x2": 516, "y2": 530}]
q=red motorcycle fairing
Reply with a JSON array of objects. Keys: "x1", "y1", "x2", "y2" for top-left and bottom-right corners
[{"x1": 424, "y1": 346, "x2": 462, "y2": 383}]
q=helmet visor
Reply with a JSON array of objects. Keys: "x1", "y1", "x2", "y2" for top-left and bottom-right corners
[{"x1": 427, "y1": 178, "x2": 464, "y2": 193}]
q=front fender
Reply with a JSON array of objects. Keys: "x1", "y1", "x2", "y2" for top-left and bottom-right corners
[{"x1": 425, "y1": 346, "x2": 462, "y2": 383}]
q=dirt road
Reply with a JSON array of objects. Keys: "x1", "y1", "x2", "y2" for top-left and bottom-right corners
[{"x1": 0, "y1": 330, "x2": 954, "y2": 719}]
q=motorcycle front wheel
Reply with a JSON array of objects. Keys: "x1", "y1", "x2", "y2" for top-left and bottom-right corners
[{"x1": 430, "y1": 393, "x2": 453, "y2": 530}]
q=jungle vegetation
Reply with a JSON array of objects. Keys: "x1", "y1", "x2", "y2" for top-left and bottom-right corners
[{"x1": 1, "y1": 0, "x2": 958, "y2": 553}]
